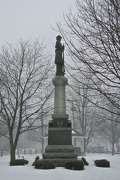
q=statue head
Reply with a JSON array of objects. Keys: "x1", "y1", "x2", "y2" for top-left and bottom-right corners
[{"x1": 56, "y1": 35, "x2": 62, "y2": 41}]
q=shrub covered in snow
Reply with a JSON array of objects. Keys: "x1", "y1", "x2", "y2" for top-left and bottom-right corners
[
  {"x1": 35, "y1": 160, "x2": 55, "y2": 169},
  {"x1": 65, "y1": 160, "x2": 84, "y2": 170},
  {"x1": 81, "y1": 157, "x2": 89, "y2": 166},
  {"x1": 32, "y1": 156, "x2": 40, "y2": 166},
  {"x1": 10, "y1": 159, "x2": 28, "y2": 166},
  {"x1": 94, "y1": 159, "x2": 110, "y2": 167}
]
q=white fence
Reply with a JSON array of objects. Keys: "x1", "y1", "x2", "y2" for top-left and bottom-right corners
[{"x1": 0, "y1": 148, "x2": 41, "y2": 157}]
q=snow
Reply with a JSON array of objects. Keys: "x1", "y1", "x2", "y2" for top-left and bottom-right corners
[{"x1": 0, "y1": 153, "x2": 120, "y2": 180}]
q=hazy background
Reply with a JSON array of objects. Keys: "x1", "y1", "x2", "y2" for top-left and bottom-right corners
[{"x1": 0, "y1": 0, "x2": 76, "y2": 53}]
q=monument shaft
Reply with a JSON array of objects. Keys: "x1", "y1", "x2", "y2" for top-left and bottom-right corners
[{"x1": 52, "y1": 76, "x2": 68, "y2": 120}]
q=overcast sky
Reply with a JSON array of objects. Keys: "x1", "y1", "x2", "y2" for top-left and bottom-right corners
[{"x1": 0, "y1": 0, "x2": 76, "y2": 54}]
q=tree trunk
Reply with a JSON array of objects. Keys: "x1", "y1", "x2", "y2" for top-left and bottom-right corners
[
  {"x1": 83, "y1": 138, "x2": 86, "y2": 155},
  {"x1": 111, "y1": 140, "x2": 115, "y2": 155},
  {"x1": 10, "y1": 140, "x2": 16, "y2": 161}
]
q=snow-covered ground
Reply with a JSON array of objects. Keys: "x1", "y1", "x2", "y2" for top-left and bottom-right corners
[{"x1": 0, "y1": 153, "x2": 120, "y2": 180}]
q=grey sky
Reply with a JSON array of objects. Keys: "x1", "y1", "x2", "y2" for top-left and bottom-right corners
[{"x1": 0, "y1": 0, "x2": 76, "y2": 53}]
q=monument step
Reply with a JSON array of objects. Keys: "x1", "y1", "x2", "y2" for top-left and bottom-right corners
[
  {"x1": 45, "y1": 145, "x2": 76, "y2": 153},
  {"x1": 43, "y1": 152, "x2": 77, "y2": 159},
  {"x1": 39, "y1": 158, "x2": 80, "y2": 167}
]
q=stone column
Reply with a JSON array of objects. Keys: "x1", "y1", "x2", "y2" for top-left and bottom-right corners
[{"x1": 52, "y1": 76, "x2": 69, "y2": 120}]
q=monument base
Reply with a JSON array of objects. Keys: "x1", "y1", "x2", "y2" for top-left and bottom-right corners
[
  {"x1": 38, "y1": 158, "x2": 80, "y2": 167},
  {"x1": 42, "y1": 145, "x2": 77, "y2": 166},
  {"x1": 42, "y1": 120, "x2": 78, "y2": 166},
  {"x1": 43, "y1": 145, "x2": 77, "y2": 158}
]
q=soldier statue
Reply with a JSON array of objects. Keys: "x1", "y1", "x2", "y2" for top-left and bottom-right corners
[{"x1": 55, "y1": 35, "x2": 65, "y2": 76}]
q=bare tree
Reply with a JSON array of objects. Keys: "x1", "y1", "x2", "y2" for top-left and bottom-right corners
[
  {"x1": 68, "y1": 75, "x2": 104, "y2": 154},
  {"x1": 57, "y1": 0, "x2": 120, "y2": 114},
  {"x1": 98, "y1": 104, "x2": 120, "y2": 155},
  {"x1": 26, "y1": 108, "x2": 49, "y2": 154},
  {"x1": 0, "y1": 39, "x2": 53, "y2": 161}
]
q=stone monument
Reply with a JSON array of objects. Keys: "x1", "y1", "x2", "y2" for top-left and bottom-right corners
[{"x1": 42, "y1": 35, "x2": 77, "y2": 166}]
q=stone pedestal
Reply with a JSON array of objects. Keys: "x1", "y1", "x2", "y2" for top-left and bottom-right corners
[{"x1": 42, "y1": 76, "x2": 77, "y2": 166}]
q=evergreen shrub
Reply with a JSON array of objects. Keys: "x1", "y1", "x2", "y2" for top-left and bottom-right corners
[
  {"x1": 65, "y1": 160, "x2": 84, "y2": 170},
  {"x1": 81, "y1": 157, "x2": 89, "y2": 166},
  {"x1": 32, "y1": 156, "x2": 40, "y2": 166},
  {"x1": 10, "y1": 159, "x2": 28, "y2": 166},
  {"x1": 24, "y1": 159, "x2": 29, "y2": 164},
  {"x1": 94, "y1": 159, "x2": 110, "y2": 167},
  {"x1": 35, "y1": 160, "x2": 55, "y2": 169}
]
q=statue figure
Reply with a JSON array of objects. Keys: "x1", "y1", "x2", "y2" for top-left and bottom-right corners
[{"x1": 55, "y1": 35, "x2": 65, "y2": 76}]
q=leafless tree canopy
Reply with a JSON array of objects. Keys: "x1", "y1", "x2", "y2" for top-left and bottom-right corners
[
  {"x1": 57, "y1": 0, "x2": 120, "y2": 114},
  {"x1": 0, "y1": 39, "x2": 53, "y2": 160},
  {"x1": 67, "y1": 75, "x2": 105, "y2": 152}
]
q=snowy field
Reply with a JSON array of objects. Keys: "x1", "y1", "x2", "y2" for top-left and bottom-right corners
[{"x1": 0, "y1": 153, "x2": 120, "y2": 180}]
